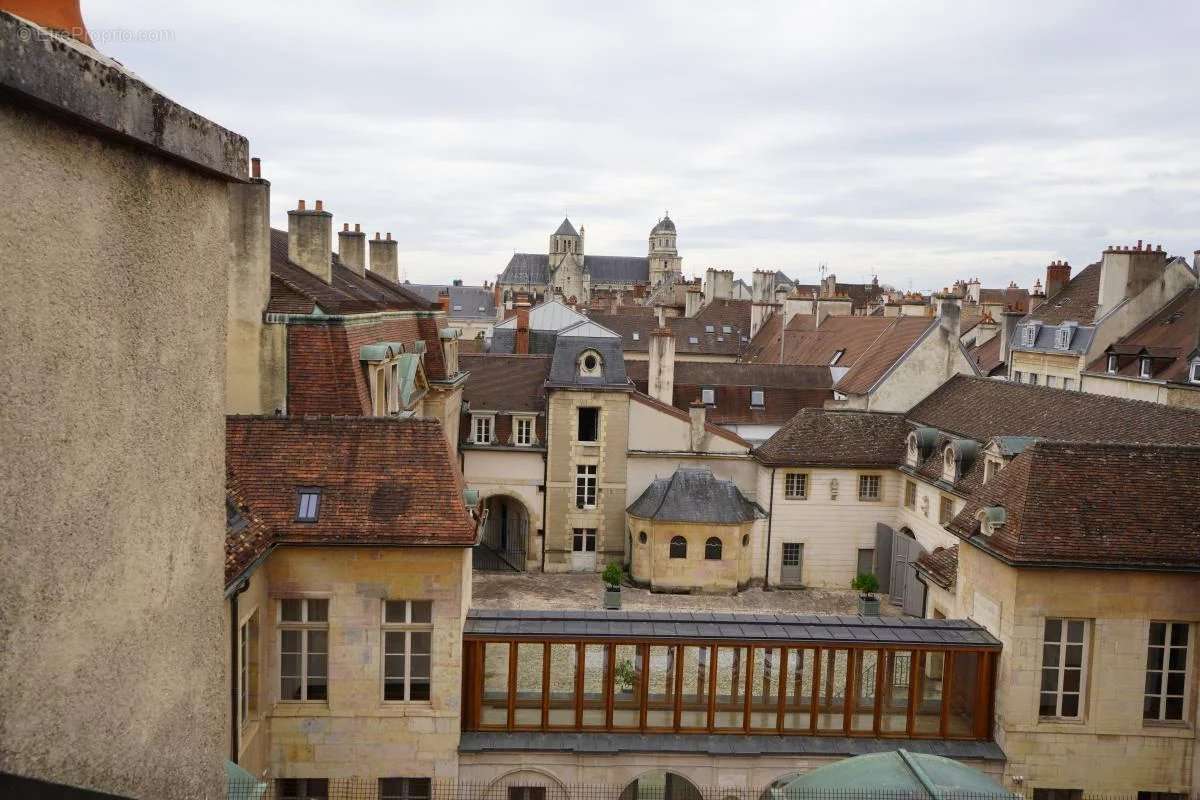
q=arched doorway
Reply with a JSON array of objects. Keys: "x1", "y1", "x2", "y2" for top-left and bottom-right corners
[
  {"x1": 619, "y1": 771, "x2": 702, "y2": 800},
  {"x1": 474, "y1": 494, "x2": 531, "y2": 572}
]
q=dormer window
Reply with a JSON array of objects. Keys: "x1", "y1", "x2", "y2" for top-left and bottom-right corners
[
  {"x1": 1054, "y1": 325, "x2": 1073, "y2": 350},
  {"x1": 906, "y1": 432, "x2": 919, "y2": 466},
  {"x1": 1022, "y1": 323, "x2": 1039, "y2": 347},
  {"x1": 688, "y1": 336, "x2": 699, "y2": 344},
  {"x1": 701, "y1": 388, "x2": 716, "y2": 405},
  {"x1": 1106, "y1": 354, "x2": 1118, "y2": 374},
  {"x1": 578, "y1": 350, "x2": 603, "y2": 378},
  {"x1": 704, "y1": 324, "x2": 715, "y2": 333},
  {"x1": 983, "y1": 457, "x2": 1001, "y2": 485},
  {"x1": 471, "y1": 414, "x2": 494, "y2": 445},
  {"x1": 1139, "y1": 357, "x2": 1153, "y2": 379},
  {"x1": 977, "y1": 506, "x2": 1007, "y2": 536},
  {"x1": 1190, "y1": 361, "x2": 1200, "y2": 384},
  {"x1": 296, "y1": 489, "x2": 321, "y2": 522},
  {"x1": 942, "y1": 446, "x2": 957, "y2": 483}
]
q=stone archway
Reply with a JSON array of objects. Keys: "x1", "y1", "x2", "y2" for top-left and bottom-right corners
[
  {"x1": 619, "y1": 770, "x2": 703, "y2": 800},
  {"x1": 475, "y1": 492, "x2": 532, "y2": 572}
]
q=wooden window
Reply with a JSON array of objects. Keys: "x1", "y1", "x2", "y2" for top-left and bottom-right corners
[
  {"x1": 1046, "y1": 375, "x2": 1058, "y2": 388},
  {"x1": 383, "y1": 600, "x2": 433, "y2": 702},
  {"x1": 704, "y1": 537, "x2": 723, "y2": 560},
  {"x1": 1145, "y1": 622, "x2": 1189, "y2": 722},
  {"x1": 575, "y1": 465, "x2": 597, "y2": 508},
  {"x1": 239, "y1": 610, "x2": 259, "y2": 728},
  {"x1": 514, "y1": 417, "x2": 534, "y2": 446},
  {"x1": 858, "y1": 474, "x2": 881, "y2": 501},
  {"x1": 1033, "y1": 791, "x2": 1082, "y2": 800},
  {"x1": 1013, "y1": 370, "x2": 1023, "y2": 382},
  {"x1": 679, "y1": 645, "x2": 711, "y2": 729},
  {"x1": 1040, "y1": 618, "x2": 1089, "y2": 719},
  {"x1": 547, "y1": 642, "x2": 577, "y2": 727},
  {"x1": 380, "y1": 779, "x2": 432, "y2": 800},
  {"x1": 784, "y1": 473, "x2": 807, "y2": 500},
  {"x1": 669, "y1": 536, "x2": 687, "y2": 559},
  {"x1": 279, "y1": 599, "x2": 328, "y2": 702},
  {"x1": 1140, "y1": 358, "x2": 1153, "y2": 379},
  {"x1": 572, "y1": 528, "x2": 596, "y2": 553},
  {"x1": 939, "y1": 496, "x2": 954, "y2": 525},
  {"x1": 577, "y1": 407, "x2": 599, "y2": 441},
  {"x1": 904, "y1": 480, "x2": 917, "y2": 509},
  {"x1": 480, "y1": 642, "x2": 510, "y2": 726},
  {"x1": 1106, "y1": 355, "x2": 1118, "y2": 374},
  {"x1": 277, "y1": 779, "x2": 329, "y2": 800},
  {"x1": 508, "y1": 789, "x2": 548, "y2": 800},
  {"x1": 472, "y1": 414, "x2": 493, "y2": 444}
]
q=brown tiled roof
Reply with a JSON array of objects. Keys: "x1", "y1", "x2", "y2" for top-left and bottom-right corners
[
  {"x1": 743, "y1": 314, "x2": 908, "y2": 369},
  {"x1": 978, "y1": 287, "x2": 1032, "y2": 313},
  {"x1": 754, "y1": 408, "x2": 911, "y2": 466},
  {"x1": 946, "y1": 441, "x2": 1200, "y2": 570},
  {"x1": 908, "y1": 374, "x2": 1200, "y2": 445},
  {"x1": 266, "y1": 229, "x2": 433, "y2": 316},
  {"x1": 460, "y1": 353, "x2": 551, "y2": 412},
  {"x1": 626, "y1": 361, "x2": 832, "y2": 425},
  {"x1": 628, "y1": 392, "x2": 750, "y2": 447},
  {"x1": 915, "y1": 545, "x2": 958, "y2": 589},
  {"x1": 970, "y1": 334, "x2": 1005, "y2": 376},
  {"x1": 225, "y1": 416, "x2": 477, "y2": 586},
  {"x1": 226, "y1": 478, "x2": 273, "y2": 585},
  {"x1": 1083, "y1": 287, "x2": 1200, "y2": 385},
  {"x1": 1025, "y1": 261, "x2": 1101, "y2": 325},
  {"x1": 694, "y1": 298, "x2": 752, "y2": 333},
  {"x1": 835, "y1": 317, "x2": 938, "y2": 395},
  {"x1": 589, "y1": 313, "x2": 747, "y2": 357}
]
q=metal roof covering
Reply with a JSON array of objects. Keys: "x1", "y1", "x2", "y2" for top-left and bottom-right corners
[
  {"x1": 464, "y1": 610, "x2": 1002, "y2": 648},
  {"x1": 458, "y1": 733, "x2": 1007, "y2": 761},
  {"x1": 780, "y1": 749, "x2": 1010, "y2": 794}
]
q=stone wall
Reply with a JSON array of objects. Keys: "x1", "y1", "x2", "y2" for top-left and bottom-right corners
[{"x1": 629, "y1": 519, "x2": 751, "y2": 593}]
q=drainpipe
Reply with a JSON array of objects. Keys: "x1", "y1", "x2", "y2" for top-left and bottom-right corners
[
  {"x1": 540, "y1": 406, "x2": 550, "y2": 573},
  {"x1": 228, "y1": 578, "x2": 249, "y2": 762},
  {"x1": 763, "y1": 468, "x2": 776, "y2": 590}
]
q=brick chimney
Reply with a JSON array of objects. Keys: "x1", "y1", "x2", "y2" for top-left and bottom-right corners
[
  {"x1": 338, "y1": 222, "x2": 366, "y2": 275},
  {"x1": 436, "y1": 289, "x2": 450, "y2": 313},
  {"x1": 649, "y1": 327, "x2": 676, "y2": 405},
  {"x1": 368, "y1": 232, "x2": 399, "y2": 283},
  {"x1": 287, "y1": 199, "x2": 333, "y2": 283},
  {"x1": 1045, "y1": 260, "x2": 1071, "y2": 299},
  {"x1": 688, "y1": 399, "x2": 707, "y2": 452},
  {"x1": 514, "y1": 302, "x2": 531, "y2": 355}
]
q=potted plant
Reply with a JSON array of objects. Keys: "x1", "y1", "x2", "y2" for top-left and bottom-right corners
[
  {"x1": 851, "y1": 572, "x2": 881, "y2": 616},
  {"x1": 602, "y1": 562, "x2": 623, "y2": 610}
]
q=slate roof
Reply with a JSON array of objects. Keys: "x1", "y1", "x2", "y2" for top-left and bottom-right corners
[
  {"x1": 554, "y1": 217, "x2": 578, "y2": 236},
  {"x1": 224, "y1": 416, "x2": 478, "y2": 587},
  {"x1": 590, "y1": 313, "x2": 748, "y2": 357},
  {"x1": 627, "y1": 467, "x2": 764, "y2": 524},
  {"x1": 834, "y1": 317, "x2": 941, "y2": 395},
  {"x1": 626, "y1": 361, "x2": 832, "y2": 425},
  {"x1": 1023, "y1": 261, "x2": 1102, "y2": 326},
  {"x1": 460, "y1": 353, "x2": 551, "y2": 412},
  {"x1": 946, "y1": 441, "x2": 1200, "y2": 570},
  {"x1": 908, "y1": 375, "x2": 1200, "y2": 445},
  {"x1": 915, "y1": 545, "x2": 958, "y2": 589},
  {"x1": 463, "y1": 609, "x2": 1001, "y2": 648},
  {"x1": 498, "y1": 252, "x2": 549, "y2": 285},
  {"x1": 755, "y1": 408, "x2": 912, "y2": 467},
  {"x1": 406, "y1": 283, "x2": 497, "y2": 321},
  {"x1": 546, "y1": 336, "x2": 629, "y2": 388},
  {"x1": 1084, "y1": 287, "x2": 1200, "y2": 386},
  {"x1": 651, "y1": 216, "x2": 676, "y2": 234},
  {"x1": 586, "y1": 255, "x2": 651, "y2": 284}
]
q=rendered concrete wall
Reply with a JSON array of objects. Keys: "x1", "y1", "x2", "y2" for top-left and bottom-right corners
[
  {"x1": 1081, "y1": 372, "x2": 1200, "y2": 410},
  {"x1": 1008, "y1": 349, "x2": 1081, "y2": 387},
  {"x1": 837, "y1": 324, "x2": 976, "y2": 413},
  {"x1": 227, "y1": 178, "x2": 281, "y2": 414},
  {"x1": 262, "y1": 546, "x2": 470, "y2": 780},
  {"x1": 0, "y1": 101, "x2": 228, "y2": 797}
]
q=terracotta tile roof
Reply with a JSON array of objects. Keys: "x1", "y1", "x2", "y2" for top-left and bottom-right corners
[
  {"x1": 589, "y1": 313, "x2": 748, "y2": 357},
  {"x1": 946, "y1": 441, "x2": 1200, "y2": 570},
  {"x1": 754, "y1": 408, "x2": 911, "y2": 466},
  {"x1": 743, "y1": 314, "x2": 909, "y2": 369},
  {"x1": 908, "y1": 374, "x2": 1200, "y2": 444},
  {"x1": 266, "y1": 229, "x2": 433, "y2": 316},
  {"x1": 1083, "y1": 287, "x2": 1200, "y2": 385},
  {"x1": 834, "y1": 317, "x2": 938, "y2": 395},
  {"x1": 225, "y1": 416, "x2": 477, "y2": 586},
  {"x1": 460, "y1": 353, "x2": 551, "y2": 412},
  {"x1": 625, "y1": 361, "x2": 832, "y2": 425},
  {"x1": 915, "y1": 545, "x2": 958, "y2": 589},
  {"x1": 1024, "y1": 261, "x2": 1101, "y2": 325},
  {"x1": 226, "y1": 477, "x2": 273, "y2": 585},
  {"x1": 970, "y1": 334, "x2": 1005, "y2": 376},
  {"x1": 628, "y1": 391, "x2": 751, "y2": 448},
  {"x1": 694, "y1": 298, "x2": 752, "y2": 333}
]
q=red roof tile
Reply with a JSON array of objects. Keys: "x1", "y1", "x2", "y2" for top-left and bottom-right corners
[
  {"x1": 460, "y1": 353, "x2": 551, "y2": 412},
  {"x1": 625, "y1": 361, "x2": 832, "y2": 425},
  {"x1": 834, "y1": 317, "x2": 937, "y2": 395},
  {"x1": 1084, "y1": 287, "x2": 1200, "y2": 386},
  {"x1": 755, "y1": 408, "x2": 911, "y2": 467},
  {"x1": 915, "y1": 545, "x2": 958, "y2": 588}
]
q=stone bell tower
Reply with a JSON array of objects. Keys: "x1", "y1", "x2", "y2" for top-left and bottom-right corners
[
  {"x1": 548, "y1": 217, "x2": 586, "y2": 301},
  {"x1": 648, "y1": 213, "x2": 681, "y2": 286}
]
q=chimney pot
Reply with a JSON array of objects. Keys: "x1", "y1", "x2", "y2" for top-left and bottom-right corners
[
  {"x1": 355, "y1": 223, "x2": 361, "y2": 233},
  {"x1": 343, "y1": 222, "x2": 349, "y2": 231},
  {"x1": 1137, "y1": 239, "x2": 1143, "y2": 250},
  {"x1": 315, "y1": 200, "x2": 324, "y2": 212},
  {"x1": 250, "y1": 157, "x2": 261, "y2": 178},
  {"x1": 386, "y1": 232, "x2": 393, "y2": 241},
  {"x1": 298, "y1": 199, "x2": 306, "y2": 211},
  {"x1": 375, "y1": 232, "x2": 381, "y2": 240}
]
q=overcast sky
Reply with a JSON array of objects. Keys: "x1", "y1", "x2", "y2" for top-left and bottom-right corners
[{"x1": 88, "y1": 1, "x2": 1199, "y2": 291}]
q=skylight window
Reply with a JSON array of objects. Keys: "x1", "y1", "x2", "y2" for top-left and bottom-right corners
[
  {"x1": 453, "y1": 305, "x2": 463, "y2": 311},
  {"x1": 296, "y1": 489, "x2": 321, "y2": 522},
  {"x1": 704, "y1": 324, "x2": 715, "y2": 333},
  {"x1": 722, "y1": 325, "x2": 732, "y2": 334},
  {"x1": 701, "y1": 388, "x2": 716, "y2": 405},
  {"x1": 632, "y1": 331, "x2": 640, "y2": 341},
  {"x1": 750, "y1": 389, "x2": 765, "y2": 408},
  {"x1": 688, "y1": 336, "x2": 699, "y2": 344},
  {"x1": 830, "y1": 349, "x2": 845, "y2": 366}
]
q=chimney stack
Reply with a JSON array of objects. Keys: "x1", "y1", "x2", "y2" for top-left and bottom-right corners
[
  {"x1": 688, "y1": 399, "x2": 707, "y2": 452},
  {"x1": 752, "y1": 270, "x2": 773, "y2": 303},
  {"x1": 368, "y1": 231, "x2": 400, "y2": 283},
  {"x1": 936, "y1": 294, "x2": 962, "y2": 341},
  {"x1": 999, "y1": 310, "x2": 1023, "y2": 368},
  {"x1": 287, "y1": 199, "x2": 333, "y2": 283},
  {"x1": 514, "y1": 301, "x2": 531, "y2": 355},
  {"x1": 338, "y1": 222, "x2": 367, "y2": 275},
  {"x1": 1045, "y1": 260, "x2": 1072, "y2": 299},
  {"x1": 684, "y1": 286, "x2": 703, "y2": 318},
  {"x1": 437, "y1": 288, "x2": 451, "y2": 313},
  {"x1": 649, "y1": 327, "x2": 676, "y2": 405}
]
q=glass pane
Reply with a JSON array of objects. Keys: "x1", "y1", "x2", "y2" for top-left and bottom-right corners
[
  {"x1": 547, "y1": 643, "x2": 577, "y2": 727},
  {"x1": 1042, "y1": 643, "x2": 1059, "y2": 668},
  {"x1": 1143, "y1": 695, "x2": 1160, "y2": 719},
  {"x1": 646, "y1": 646, "x2": 676, "y2": 728},
  {"x1": 581, "y1": 644, "x2": 607, "y2": 728},
  {"x1": 281, "y1": 629, "x2": 302, "y2": 653},
  {"x1": 782, "y1": 648, "x2": 815, "y2": 731},
  {"x1": 880, "y1": 651, "x2": 912, "y2": 733},
  {"x1": 1063, "y1": 669, "x2": 1080, "y2": 693},
  {"x1": 816, "y1": 649, "x2": 848, "y2": 732},
  {"x1": 1041, "y1": 668, "x2": 1058, "y2": 693},
  {"x1": 1061, "y1": 693, "x2": 1079, "y2": 717},
  {"x1": 679, "y1": 646, "x2": 711, "y2": 729},
  {"x1": 1149, "y1": 622, "x2": 1166, "y2": 646},
  {"x1": 514, "y1": 642, "x2": 544, "y2": 727},
  {"x1": 914, "y1": 652, "x2": 945, "y2": 733},
  {"x1": 1064, "y1": 644, "x2": 1082, "y2": 668},
  {"x1": 714, "y1": 646, "x2": 748, "y2": 729},
  {"x1": 409, "y1": 679, "x2": 430, "y2": 702},
  {"x1": 851, "y1": 650, "x2": 879, "y2": 732},
  {"x1": 1044, "y1": 618, "x2": 1062, "y2": 642},
  {"x1": 612, "y1": 644, "x2": 641, "y2": 728},
  {"x1": 482, "y1": 643, "x2": 510, "y2": 725},
  {"x1": 281, "y1": 599, "x2": 303, "y2": 622},
  {"x1": 384, "y1": 678, "x2": 405, "y2": 701},
  {"x1": 1145, "y1": 671, "x2": 1162, "y2": 695},
  {"x1": 306, "y1": 678, "x2": 327, "y2": 702},
  {"x1": 384, "y1": 601, "x2": 406, "y2": 623},
  {"x1": 749, "y1": 647, "x2": 782, "y2": 730},
  {"x1": 1169, "y1": 623, "x2": 1188, "y2": 647},
  {"x1": 1147, "y1": 647, "x2": 1164, "y2": 670},
  {"x1": 411, "y1": 601, "x2": 433, "y2": 624},
  {"x1": 307, "y1": 630, "x2": 327, "y2": 655},
  {"x1": 1039, "y1": 691, "x2": 1057, "y2": 717},
  {"x1": 384, "y1": 631, "x2": 405, "y2": 657},
  {"x1": 1168, "y1": 648, "x2": 1187, "y2": 670},
  {"x1": 1165, "y1": 697, "x2": 1183, "y2": 720},
  {"x1": 948, "y1": 652, "x2": 980, "y2": 737},
  {"x1": 410, "y1": 655, "x2": 430, "y2": 680},
  {"x1": 1066, "y1": 620, "x2": 1084, "y2": 643},
  {"x1": 307, "y1": 652, "x2": 327, "y2": 679},
  {"x1": 1166, "y1": 672, "x2": 1185, "y2": 695},
  {"x1": 281, "y1": 677, "x2": 302, "y2": 701},
  {"x1": 411, "y1": 632, "x2": 431, "y2": 656},
  {"x1": 306, "y1": 599, "x2": 328, "y2": 622}
]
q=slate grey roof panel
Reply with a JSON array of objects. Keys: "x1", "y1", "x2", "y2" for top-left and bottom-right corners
[
  {"x1": 500, "y1": 253, "x2": 550, "y2": 285},
  {"x1": 626, "y1": 467, "x2": 764, "y2": 524},
  {"x1": 585, "y1": 255, "x2": 650, "y2": 283},
  {"x1": 547, "y1": 336, "x2": 629, "y2": 388}
]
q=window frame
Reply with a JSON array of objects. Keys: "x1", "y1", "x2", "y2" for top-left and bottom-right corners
[
  {"x1": 750, "y1": 388, "x2": 765, "y2": 408},
  {"x1": 1106, "y1": 354, "x2": 1118, "y2": 374},
  {"x1": 577, "y1": 407, "x2": 600, "y2": 443},
  {"x1": 277, "y1": 778, "x2": 329, "y2": 800},
  {"x1": 700, "y1": 387, "x2": 716, "y2": 406},
  {"x1": 669, "y1": 536, "x2": 688, "y2": 559},
  {"x1": 1028, "y1": 373, "x2": 1039, "y2": 386},
  {"x1": 575, "y1": 464, "x2": 598, "y2": 509},
  {"x1": 704, "y1": 537, "x2": 723, "y2": 561},
  {"x1": 1139, "y1": 357, "x2": 1153, "y2": 379},
  {"x1": 904, "y1": 480, "x2": 917, "y2": 509},
  {"x1": 1063, "y1": 377, "x2": 1075, "y2": 391},
  {"x1": 572, "y1": 527, "x2": 597, "y2": 553},
  {"x1": 471, "y1": 413, "x2": 495, "y2": 445},
  {"x1": 783, "y1": 472, "x2": 808, "y2": 500},
  {"x1": 380, "y1": 778, "x2": 432, "y2": 800},
  {"x1": 1039, "y1": 617, "x2": 1089, "y2": 721},
  {"x1": 1013, "y1": 370, "x2": 1023, "y2": 383},
  {"x1": 382, "y1": 600, "x2": 434, "y2": 704},
  {"x1": 1190, "y1": 361, "x2": 1200, "y2": 384},
  {"x1": 514, "y1": 415, "x2": 535, "y2": 446},
  {"x1": 858, "y1": 474, "x2": 882, "y2": 502},
  {"x1": 1144, "y1": 621, "x2": 1189, "y2": 723},
  {"x1": 938, "y1": 495, "x2": 954, "y2": 526},
  {"x1": 239, "y1": 609, "x2": 259, "y2": 729},
  {"x1": 295, "y1": 488, "x2": 321, "y2": 522},
  {"x1": 278, "y1": 598, "x2": 329, "y2": 704}
]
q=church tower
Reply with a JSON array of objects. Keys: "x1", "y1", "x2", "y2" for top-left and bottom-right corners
[
  {"x1": 648, "y1": 214, "x2": 681, "y2": 286},
  {"x1": 548, "y1": 217, "x2": 586, "y2": 301}
]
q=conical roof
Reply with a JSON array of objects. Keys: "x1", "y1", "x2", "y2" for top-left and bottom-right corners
[{"x1": 554, "y1": 217, "x2": 578, "y2": 237}]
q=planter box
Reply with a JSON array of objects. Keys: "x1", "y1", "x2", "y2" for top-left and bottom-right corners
[
  {"x1": 604, "y1": 587, "x2": 621, "y2": 610},
  {"x1": 858, "y1": 596, "x2": 881, "y2": 616}
]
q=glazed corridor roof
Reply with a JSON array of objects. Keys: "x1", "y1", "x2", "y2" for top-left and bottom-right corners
[{"x1": 464, "y1": 609, "x2": 1001, "y2": 648}]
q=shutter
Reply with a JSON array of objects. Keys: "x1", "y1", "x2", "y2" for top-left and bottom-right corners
[{"x1": 874, "y1": 524, "x2": 894, "y2": 588}]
